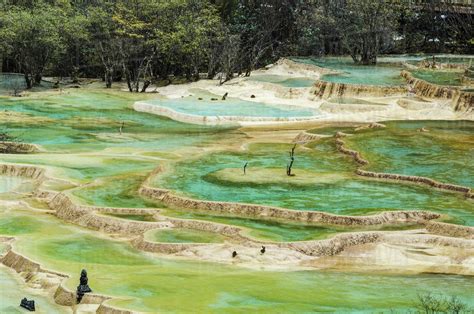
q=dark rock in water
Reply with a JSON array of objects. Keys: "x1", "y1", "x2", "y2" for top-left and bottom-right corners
[
  {"x1": 76, "y1": 269, "x2": 92, "y2": 303},
  {"x1": 232, "y1": 251, "x2": 238, "y2": 258},
  {"x1": 198, "y1": 97, "x2": 203, "y2": 100},
  {"x1": 260, "y1": 246, "x2": 266, "y2": 254},
  {"x1": 250, "y1": 95, "x2": 256, "y2": 98},
  {"x1": 222, "y1": 92, "x2": 228, "y2": 100},
  {"x1": 211, "y1": 98, "x2": 218, "y2": 101},
  {"x1": 20, "y1": 298, "x2": 35, "y2": 311}
]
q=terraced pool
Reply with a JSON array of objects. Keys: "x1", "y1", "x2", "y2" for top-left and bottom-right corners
[
  {"x1": 154, "y1": 138, "x2": 474, "y2": 225},
  {"x1": 0, "y1": 84, "x2": 473, "y2": 312},
  {"x1": 411, "y1": 69, "x2": 463, "y2": 86},
  {"x1": 145, "y1": 95, "x2": 319, "y2": 118},
  {"x1": 292, "y1": 56, "x2": 407, "y2": 86},
  {"x1": 2, "y1": 209, "x2": 473, "y2": 313},
  {"x1": 247, "y1": 74, "x2": 316, "y2": 87}
]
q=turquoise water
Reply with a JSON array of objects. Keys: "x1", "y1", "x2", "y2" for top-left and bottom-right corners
[
  {"x1": 411, "y1": 69, "x2": 463, "y2": 86},
  {"x1": 147, "y1": 96, "x2": 319, "y2": 117},
  {"x1": 1, "y1": 87, "x2": 474, "y2": 312},
  {"x1": 347, "y1": 121, "x2": 474, "y2": 188},
  {"x1": 328, "y1": 97, "x2": 386, "y2": 105},
  {"x1": 429, "y1": 56, "x2": 473, "y2": 64},
  {"x1": 248, "y1": 74, "x2": 316, "y2": 87},
  {"x1": 0, "y1": 91, "x2": 230, "y2": 151},
  {"x1": 292, "y1": 57, "x2": 406, "y2": 86},
  {"x1": 0, "y1": 176, "x2": 26, "y2": 193},
  {"x1": 155, "y1": 141, "x2": 474, "y2": 225},
  {"x1": 159, "y1": 208, "x2": 422, "y2": 242},
  {"x1": 0, "y1": 73, "x2": 53, "y2": 95}
]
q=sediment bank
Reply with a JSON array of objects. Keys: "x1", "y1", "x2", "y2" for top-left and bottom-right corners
[
  {"x1": 0, "y1": 141, "x2": 40, "y2": 154},
  {"x1": 401, "y1": 70, "x2": 458, "y2": 99},
  {"x1": 0, "y1": 163, "x2": 45, "y2": 180},
  {"x1": 311, "y1": 80, "x2": 406, "y2": 99},
  {"x1": 425, "y1": 221, "x2": 474, "y2": 239},
  {"x1": 292, "y1": 131, "x2": 325, "y2": 143},
  {"x1": 335, "y1": 137, "x2": 369, "y2": 165},
  {"x1": 452, "y1": 89, "x2": 474, "y2": 113},
  {"x1": 133, "y1": 101, "x2": 321, "y2": 126},
  {"x1": 0, "y1": 245, "x2": 122, "y2": 312},
  {"x1": 139, "y1": 173, "x2": 439, "y2": 226},
  {"x1": 356, "y1": 169, "x2": 472, "y2": 196},
  {"x1": 333, "y1": 135, "x2": 473, "y2": 198}
]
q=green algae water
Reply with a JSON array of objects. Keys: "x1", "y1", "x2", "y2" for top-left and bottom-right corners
[
  {"x1": 1, "y1": 86, "x2": 473, "y2": 312},
  {"x1": 105, "y1": 213, "x2": 155, "y2": 222},
  {"x1": 155, "y1": 140, "x2": 474, "y2": 225},
  {"x1": 145, "y1": 228, "x2": 227, "y2": 243},
  {"x1": 4, "y1": 210, "x2": 473, "y2": 313},
  {"x1": 0, "y1": 265, "x2": 68, "y2": 314},
  {"x1": 411, "y1": 69, "x2": 463, "y2": 86},
  {"x1": 159, "y1": 208, "x2": 422, "y2": 242},
  {"x1": 247, "y1": 74, "x2": 316, "y2": 87},
  {"x1": 345, "y1": 120, "x2": 474, "y2": 188},
  {"x1": 0, "y1": 175, "x2": 28, "y2": 193}
]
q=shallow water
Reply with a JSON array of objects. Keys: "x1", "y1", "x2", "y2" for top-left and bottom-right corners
[
  {"x1": 0, "y1": 175, "x2": 28, "y2": 193},
  {"x1": 346, "y1": 121, "x2": 474, "y2": 188},
  {"x1": 247, "y1": 74, "x2": 316, "y2": 87},
  {"x1": 1, "y1": 84, "x2": 473, "y2": 312},
  {"x1": 147, "y1": 95, "x2": 319, "y2": 118},
  {"x1": 145, "y1": 228, "x2": 227, "y2": 243},
  {"x1": 412, "y1": 69, "x2": 463, "y2": 86},
  {"x1": 0, "y1": 265, "x2": 68, "y2": 314},
  {"x1": 327, "y1": 97, "x2": 386, "y2": 105},
  {"x1": 292, "y1": 57, "x2": 406, "y2": 86},
  {"x1": 3, "y1": 210, "x2": 472, "y2": 313},
  {"x1": 155, "y1": 140, "x2": 474, "y2": 225},
  {"x1": 159, "y1": 208, "x2": 422, "y2": 242}
]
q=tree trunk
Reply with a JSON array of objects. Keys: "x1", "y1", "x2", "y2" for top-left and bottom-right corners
[
  {"x1": 34, "y1": 73, "x2": 42, "y2": 85},
  {"x1": 140, "y1": 80, "x2": 150, "y2": 93},
  {"x1": 105, "y1": 67, "x2": 113, "y2": 88},
  {"x1": 122, "y1": 63, "x2": 133, "y2": 92},
  {"x1": 24, "y1": 73, "x2": 32, "y2": 89}
]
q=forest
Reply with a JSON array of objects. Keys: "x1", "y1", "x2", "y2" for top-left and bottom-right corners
[{"x1": 0, "y1": 0, "x2": 472, "y2": 91}]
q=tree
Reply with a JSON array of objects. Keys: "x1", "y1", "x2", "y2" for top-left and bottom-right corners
[
  {"x1": 0, "y1": 3, "x2": 65, "y2": 88},
  {"x1": 339, "y1": 0, "x2": 397, "y2": 65},
  {"x1": 112, "y1": 1, "x2": 158, "y2": 92},
  {"x1": 229, "y1": 0, "x2": 300, "y2": 75},
  {"x1": 55, "y1": 10, "x2": 90, "y2": 83},
  {"x1": 87, "y1": 5, "x2": 122, "y2": 88}
]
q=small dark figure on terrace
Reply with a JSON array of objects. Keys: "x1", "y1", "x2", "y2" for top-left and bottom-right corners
[
  {"x1": 76, "y1": 269, "x2": 92, "y2": 303},
  {"x1": 20, "y1": 298, "x2": 35, "y2": 311}
]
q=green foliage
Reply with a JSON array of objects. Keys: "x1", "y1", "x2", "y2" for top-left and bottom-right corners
[
  {"x1": 0, "y1": 0, "x2": 471, "y2": 87},
  {"x1": 0, "y1": 2, "x2": 65, "y2": 86},
  {"x1": 415, "y1": 293, "x2": 469, "y2": 314}
]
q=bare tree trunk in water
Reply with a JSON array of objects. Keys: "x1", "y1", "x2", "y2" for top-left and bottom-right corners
[
  {"x1": 23, "y1": 72, "x2": 32, "y2": 89},
  {"x1": 104, "y1": 67, "x2": 113, "y2": 88},
  {"x1": 286, "y1": 144, "x2": 296, "y2": 176},
  {"x1": 34, "y1": 73, "x2": 42, "y2": 85}
]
